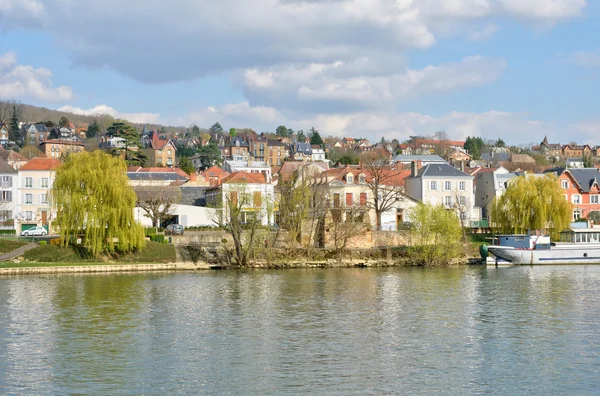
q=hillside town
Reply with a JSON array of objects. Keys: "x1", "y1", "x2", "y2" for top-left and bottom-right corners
[{"x1": 0, "y1": 115, "x2": 598, "y2": 239}]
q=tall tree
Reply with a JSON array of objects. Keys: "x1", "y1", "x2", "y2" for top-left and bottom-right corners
[
  {"x1": 464, "y1": 136, "x2": 484, "y2": 160},
  {"x1": 209, "y1": 122, "x2": 223, "y2": 134},
  {"x1": 584, "y1": 153, "x2": 594, "y2": 168},
  {"x1": 107, "y1": 120, "x2": 147, "y2": 167},
  {"x1": 408, "y1": 204, "x2": 463, "y2": 266},
  {"x1": 59, "y1": 116, "x2": 70, "y2": 128},
  {"x1": 191, "y1": 124, "x2": 201, "y2": 136},
  {"x1": 196, "y1": 143, "x2": 222, "y2": 170},
  {"x1": 495, "y1": 138, "x2": 506, "y2": 148},
  {"x1": 52, "y1": 151, "x2": 145, "y2": 257},
  {"x1": 0, "y1": 100, "x2": 13, "y2": 125},
  {"x1": 296, "y1": 130, "x2": 306, "y2": 142},
  {"x1": 178, "y1": 156, "x2": 195, "y2": 175},
  {"x1": 86, "y1": 120, "x2": 100, "y2": 138},
  {"x1": 360, "y1": 148, "x2": 405, "y2": 230},
  {"x1": 9, "y1": 104, "x2": 20, "y2": 143},
  {"x1": 229, "y1": 128, "x2": 237, "y2": 137},
  {"x1": 309, "y1": 128, "x2": 324, "y2": 147},
  {"x1": 276, "y1": 125, "x2": 290, "y2": 138},
  {"x1": 492, "y1": 174, "x2": 571, "y2": 239}
]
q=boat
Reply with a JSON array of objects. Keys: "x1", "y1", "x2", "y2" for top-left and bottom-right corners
[{"x1": 482, "y1": 224, "x2": 600, "y2": 265}]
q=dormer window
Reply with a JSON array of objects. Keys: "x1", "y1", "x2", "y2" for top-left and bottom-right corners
[
  {"x1": 346, "y1": 174, "x2": 353, "y2": 183},
  {"x1": 236, "y1": 141, "x2": 240, "y2": 147},
  {"x1": 358, "y1": 174, "x2": 365, "y2": 184}
]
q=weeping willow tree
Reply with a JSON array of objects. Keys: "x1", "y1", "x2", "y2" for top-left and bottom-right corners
[
  {"x1": 492, "y1": 174, "x2": 571, "y2": 239},
  {"x1": 51, "y1": 150, "x2": 145, "y2": 257}
]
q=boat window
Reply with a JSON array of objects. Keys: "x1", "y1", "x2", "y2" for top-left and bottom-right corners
[
  {"x1": 515, "y1": 237, "x2": 525, "y2": 241},
  {"x1": 576, "y1": 233, "x2": 582, "y2": 243}
]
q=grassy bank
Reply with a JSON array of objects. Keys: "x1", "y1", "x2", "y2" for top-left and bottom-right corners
[
  {"x1": 0, "y1": 241, "x2": 177, "y2": 268},
  {"x1": 0, "y1": 239, "x2": 29, "y2": 255}
]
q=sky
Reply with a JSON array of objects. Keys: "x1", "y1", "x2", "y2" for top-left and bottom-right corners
[{"x1": 1, "y1": 0, "x2": 600, "y2": 144}]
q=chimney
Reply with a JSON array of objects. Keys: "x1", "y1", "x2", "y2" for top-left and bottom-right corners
[
  {"x1": 460, "y1": 161, "x2": 465, "y2": 172},
  {"x1": 411, "y1": 161, "x2": 418, "y2": 177},
  {"x1": 190, "y1": 172, "x2": 197, "y2": 182},
  {"x1": 416, "y1": 160, "x2": 422, "y2": 170}
]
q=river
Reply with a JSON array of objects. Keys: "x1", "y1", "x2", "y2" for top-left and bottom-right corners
[{"x1": 1, "y1": 266, "x2": 600, "y2": 394}]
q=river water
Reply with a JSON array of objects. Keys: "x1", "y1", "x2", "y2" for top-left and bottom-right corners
[{"x1": 1, "y1": 266, "x2": 600, "y2": 395}]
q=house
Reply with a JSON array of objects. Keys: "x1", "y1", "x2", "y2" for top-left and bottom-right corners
[
  {"x1": 148, "y1": 131, "x2": 177, "y2": 167},
  {"x1": 40, "y1": 139, "x2": 85, "y2": 159},
  {"x1": 205, "y1": 171, "x2": 275, "y2": 226},
  {"x1": 16, "y1": 158, "x2": 61, "y2": 233},
  {"x1": 199, "y1": 166, "x2": 229, "y2": 187},
  {"x1": 509, "y1": 154, "x2": 536, "y2": 164},
  {"x1": 311, "y1": 145, "x2": 326, "y2": 162},
  {"x1": 405, "y1": 162, "x2": 480, "y2": 223},
  {"x1": 291, "y1": 142, "x2": 313, "y2": 161},
  {"x1": 21, "y1": 123, "x2": 50, "y2": 146},
  {"x1": 126, "y1": 167, "x2": 190, "y2": 186},
  {"x1": 563, "y1": 144, "x2": 592, "y2": 159},
  {"x1": 249, "y1": 137, "x2": 267, "y2": 162},
  {"x1": 447, "y1": 149, "x2": 471, "y2": 168},
  {"x1": 534, "y1": 136, "x2": 562, "y2": 158},
  {"x1": 222, "y1": 160, "x2": 272, "y2": 183},
  {"x1": 0, "y1": 158, "x2": 17, "y2": 231},
  {"x1": 553, "y1": 168, "x2": 600, "y2": 221},
  {"x1": 473, "y1": 166, "x2": 518, "y2": 221},
  {"x1": 228, "y1": 136, "x2": 250, "y2": 161},
  {"x1": 566, "y1": 158, "x2": 585, "y2": 169},
  {"x1": 266, "y1": 140, "x2": 287, "y2": 166},
  {"x1": 99, "y1": 135, "x2": 128, "y2": 150},
  {"x1": 392, "y1": 154, "x2": 446, "y2": 168},
  {"x1": 0, "y1": 150, "x2": 28, "y2": 170},
  {"x1": 0, "y1": 124, "x2": 9, "y2": 145},
  {"x1": 312, "y1": 165, "x2": 415, "y2": 231}
]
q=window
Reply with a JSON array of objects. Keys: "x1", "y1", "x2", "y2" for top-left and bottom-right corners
[
  {"x1": 25, "y1": 177, "x2": 33, "y2": 188},
  {"x1": 0, "y1": 210, "x2": 12, "y2": 221},
  {"x1": 360, "y1": 192, "x2": 367, "y2": 206},
  {"x1": 167, "y1": 150, "x2": 172, "y2": 156},
  {"x1": 158, "y1": 150, "x2": 162, "y2": 155},
  {"x1": 25, "y1": 211, "x2": 33, "y2": 221},
  {"x1": 574, "y1": 209, "x2": 581, "y2": 221},
  {"x1": 459, "y1": 181, "x2": 466, "y2": 191},
  {"x1": 253, "y1": 191, "x2": 262, "y2": 208},
  {"x1": 592, "y1": 195, "x2": 600, "y2": 204},
  {"x1": 430, "y1": 181, "x2": 437, "y2": 191},
  {"x1": 41, "y1": 178, "x2": 49, "y2": 188},
  {"x1": 572, "y1": 195, "x2": 582, "y2": 204},
  {"x1": 40, "y1": 194, "x2": 48, "y2": 204},
  {"x1": 25, "y1": 194, "x2": 33, "y2": 204},
  {"x1": 333, "y1": 193, "x2": 340, "y2": 208},
  {"x1": 561, "y1": 180, "x2": 569, "y2": 189},
  {"x1": 278, "y1": 151, "x2": 281, "y2": 157},
  {"x1": 346, "y1": 175, "x2": 353, "y2": 184},
  {"x1": 1, "y1": 176, "x2": 12, "y2": 188},
  {"x1": 444, "y1": 181, "x2": 451, "y2": 191},
  {"x1": 346, "y1": 193, "x2": 353, "y2": 206},
  {"x1": 444, "y1": 196, "x2": 452, "y2": 207},
  {"x1": 359, "y1": 175, "x2": 366, "y2": 184},
  {"x1": 0, "y1": 191, "x2": 12, "y2": 202},
  {"x1": 459, "y1": 196, "x2": 467, "y2": 205}
]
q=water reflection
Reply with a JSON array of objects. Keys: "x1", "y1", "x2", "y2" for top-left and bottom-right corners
[{"x1": 0, "y1": 267, "x2": 600, "y2": 394}]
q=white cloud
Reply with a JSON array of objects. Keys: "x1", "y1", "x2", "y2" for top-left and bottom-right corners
[
  {"x1": 57, "y1": 104, "x2": 159, "y2": 124},
  {"x1": 0, "y1": 0, "x2": 586, "y2": 83},
  {"x1": 0, "y1": 51, "x2": 72, "y2": 102},
  {"x1": 468, "y1": 24, "x2": 500, "y2": 41},
  {"x1": 178, "y1": 102, "x2": 284, "y2": 130},
  {"x1": 242, "y1": 56, "x2": 506, "y2": 112}
]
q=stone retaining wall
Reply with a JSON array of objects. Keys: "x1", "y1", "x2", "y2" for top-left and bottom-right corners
[{"x1": 0, "y1": 262, "x2": 209, "y2": 276}]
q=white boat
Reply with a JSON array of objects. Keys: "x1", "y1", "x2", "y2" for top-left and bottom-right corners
[{"x1": 484, "y1": 226, "x2": 600, "y2": 265}]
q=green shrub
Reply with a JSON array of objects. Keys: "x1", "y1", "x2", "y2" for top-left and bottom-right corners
[
  {"x1": 145, "y1": 227, "x2": 157, "y2": 236},
  {"x1": 39, "y1": 241, "x2": 47, "y2": 246},
  {"x1": 0, "y1": 230, "x2": 16, "y2": 235},
  {"x1": 150, "y1": 234, "x2": 165, "y2": 243}
]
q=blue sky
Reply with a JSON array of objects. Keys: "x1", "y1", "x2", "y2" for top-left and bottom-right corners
[{"x1": 0, "y1": 0, "x2": 599, "y2": 144}]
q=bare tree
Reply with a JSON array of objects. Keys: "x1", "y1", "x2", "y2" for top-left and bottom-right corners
[
  {"x1": 0, "y1": 100, "x2": 14, "y2": 125},
  {"x1": 453, "y1": 189, "x2": 471, "y2": 243},
  {"x1": 328, "y1": 199, "x2": 370, "y2": 259},
  {"x1": 360, "y1": 148, "x2": 406, "y2": 231},
  {"x1": 134, "y1": 183, "x2": 182, "y2": 228}
]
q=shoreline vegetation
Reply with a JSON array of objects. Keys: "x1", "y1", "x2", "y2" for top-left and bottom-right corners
[{"x1": 0, "y1": 234, "x2": 485, "y2": 275}]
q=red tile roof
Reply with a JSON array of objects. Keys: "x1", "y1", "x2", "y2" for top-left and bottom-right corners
[
  {"x1": 40, "y1": 139, "x2": 85, "y2": 147},
  {"x1": 201, "y1": 166, "x2": 228, "y2": 177},
  {"x1": 222, "y1": 171, "x2": 266, "y2": 184},
  {"x1": 20, "y1": 157, "x2": 62, "y2": 171}
]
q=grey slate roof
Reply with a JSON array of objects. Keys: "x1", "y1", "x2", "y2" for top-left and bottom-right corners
[
  {"x1": 127, "y1": 172, "x2": 185, "y2": 181},
  {"x1": 180, "y1": 186, "x2": 208, "y2": 206},
  {"x1": 568, "y1": 168, "x2": 600, "y2": 193},
  {"x1": 543, "y1": 167, "x2": 566, "y2": 176},
  {"x1": 413, "y1": 163, "x2": 473, "y2": 179},
  {"x1": 393, "y1": 154, "x2": 446, "y2": 163},
  {"x1": 294, "y1": 142, "x2": 313, "y2": 155}
]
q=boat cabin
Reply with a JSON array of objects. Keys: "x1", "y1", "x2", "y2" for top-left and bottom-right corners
[
  {"x1": 494, "y1": 234, "x2": 551, "y2": 250},
  {"x1": 559, "y1": 228, "x2": 600, "y2": 244}
]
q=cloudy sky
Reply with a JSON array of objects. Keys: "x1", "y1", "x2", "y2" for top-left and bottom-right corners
[{"x1": 0, "y1": 0, "x2": 599, "y2": 143}]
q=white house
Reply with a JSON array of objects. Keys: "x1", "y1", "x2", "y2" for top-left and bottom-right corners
[
  {"x1": 134, "y1": 205, "x2": 217, "y2": 227},
  {"x1": 223, "y1": 160, "x2": 272, "y2": 183},
  {"x1": 311, "y1": 145, "x2": 326, "y2": 162},
  {"x1": 405, "y1": 162, "x2": 480, "y2": 223},
  {"x1": 566, "y1": 158, "x2": 585, "y2": 169},
  {"x1": 16, "y1": 158, "x2": 61, "y2": 233},
  {"x1": 0, "y1": 158, "x2": 17, "y2": 231},
  {"x1": 205, "y1": 171, "x2": 275, "y2": 226},
  {"x1": 474, "y1": 166, "x2": 518, "y2": 221}
]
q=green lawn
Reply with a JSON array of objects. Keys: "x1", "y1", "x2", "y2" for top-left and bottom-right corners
[
  {"x1": 5, "y1": 241, "x2": 177, "y2": 267},
  {"x1": 0, "y1": 239, "x2": 29, "y2": 255}
]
